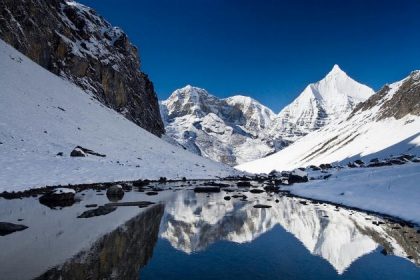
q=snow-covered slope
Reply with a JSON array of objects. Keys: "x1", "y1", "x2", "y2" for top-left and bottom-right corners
[
  {"x1": 284, "y1": 163, "x2": 420, "y2": 225},
  {"x1": 238, "y1": 71, "x2": 420, "y2": 173},
  {"x1": 269, "y1": 65, "x2": 374, "y2": 143},
  {"x1": 161, "y1": 86, "x2": 279, "y2": 165},
  {"x1": 0, "y1": 39, "x2": 239, "y2": 192}
]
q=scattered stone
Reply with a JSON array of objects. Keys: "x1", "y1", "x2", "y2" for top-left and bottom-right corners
[
  {"x1": 194, "y1": 186, "x2": 220, "y2": 193},
  {"x1": 0, "y1": 222, "x2": 28, "y2": 236},
  {"x1": 105, "y1": 201, "x2": 154, "y2": 208},
  {"x1": 253, "y1": 204, "x2": 272, "y2": 209},
  {"x1": 299, "y1": 200, "x2": 308, "y2": 205},
  {"x1": 411, "y1": 157, "x2": 420, "y2": 163},
  {"x1": 85, "y1": 204, "x2": 98, "y2": 208},
  {"x1": 224, "y1": 196, "x2": 231, "y2": 201},
  {"x1": 158, "y1": 177, "x2": 167, "y2": 183},
  {"x1": 319, "y1": 163, "x2": 332, "y2": 169},
  {"x1": 70, "y1": 146, "x2": 106, "y2": 157},
  {"x1": 145, "y1": 191, "x2": 158, "y2": 196},
  {"x1": 232, "y1": 194, "x2": 247, "y2": 199},
  {"x1": 275, "y1": 199, "x2": 279, "y2": 203},
  {"x1": 237, "y1": 181, "x2": 251, "y2": 187},
  {"x1": 390, "y1": 158, "x2": 405, "y2": 165},
  {"x1": 39, "y1": 188, "x2": 76, "y2": 208},
  {"x1": 207, "y1": 182, "x2": 230, "y2": 187},
  {"x1": 70, "y1": 147, "x2": 86, "y2": 157},
  {"x1": 288, "y1": 169, "x2": 309, "y2": 184},
  {"x1": 367, "y1": 160, "x2": 392, "y2": 167},
  {"x1": 347, "y1": 162, "x2": 357, "y2": 168},
  {"x1": 106, "y1": 185, "x2": 124, "y2": 201},
  {"x1": 133, "y1": 179, "x2": 150, "y2": 187},
  {"x1": 354, "y1": 159, "x2": 364, "y2": 165},
  {"x1": 56, "y1": 152, "x2": 63, "y2": 156},
  {"x1": 310, "y1": 165, "x2": 321, "y2": 171},
  {"x1": 249, "y1": 189, "x2": 264, "y2": 194},
  {"x1": 78, "y1": 205, "x2": 116, "y2": 218},
  {"x1": 322, "y1": 174, "x2": 332, "y2": 180}
]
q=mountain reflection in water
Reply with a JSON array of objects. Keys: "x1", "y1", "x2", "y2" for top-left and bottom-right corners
[
  {"x1": 159, "y1": 191, "x2": 420, "y2": 274},
  {"x1": 36, "y1": 204, "x2": 164, "y2": 279},
  {"x1": 4, "y1": 187, "x2": 418, "y2": 279}
]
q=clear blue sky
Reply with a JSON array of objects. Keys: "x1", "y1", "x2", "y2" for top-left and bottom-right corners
[{"x1": 79, "y1": 0, "x2": 420, "y2": 112}]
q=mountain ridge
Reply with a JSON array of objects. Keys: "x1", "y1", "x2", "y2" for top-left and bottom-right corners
[
  {"x1": 237, "y1": 70, "x2": 420, "y2": 173},
  {"x1": 161, "y1": 65, "x2": 374, "y2": 165}
]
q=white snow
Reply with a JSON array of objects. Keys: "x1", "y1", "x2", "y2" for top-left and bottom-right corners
[
  {"x1": 236, "y1": 69, "x2": 420, "y2": 174},
  {"x1": 161, "y1": 65, "x2": 374, "y2": 165},
  {"x1": 53, "y1": 188, "x2": 76, "y2": 194},
  {"x1": 236, "y1": 69, "x2": 420, "y2": 227},
  {"x1": 283, "y1": 163, "x2": 420, "y2": 225},
  {"x1": 268, "y1": 64, "x2": 374, "y2": 143},
  {"x1": 0, "y1": 39, "x2": 239, "y2": 192},
  {"x1": 238, "y1": 115, "x2": 420, "y2": 173},
  {"x1": 160, "y1": 85, "x2": 277, "y2": 165}
]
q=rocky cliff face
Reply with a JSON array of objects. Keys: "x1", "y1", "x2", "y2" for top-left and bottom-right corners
[
  {"x1": 352, "y1": 70, "x2": 420, "y2": 120},
  {"x1": 0, "y1": 0, "x2": 164, "y2": 136}
]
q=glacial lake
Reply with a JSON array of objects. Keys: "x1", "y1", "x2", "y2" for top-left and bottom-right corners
[{"x1": 0, "y1": 180, "x2": 419, "y2": 280}]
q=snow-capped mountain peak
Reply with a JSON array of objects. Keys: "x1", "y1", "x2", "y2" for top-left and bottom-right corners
[
  {"x1": 161, "y1": 87, "x2": 279, "y2": 165},
  {"x1": 238, "y1": 70, "x2": 420, "y2": 173},
  {"x1": 326, "y1": 64, "x2": 345, "y2": 77},
  {"x1": 161, "y1": 66, "x2": 376, "y2": 165},
  {"x1": 163, "y1": 85, "x2": 220, "y2": 119},
  {"x1": 268, "y1": 65, "x2": 375, "y2": 143}
]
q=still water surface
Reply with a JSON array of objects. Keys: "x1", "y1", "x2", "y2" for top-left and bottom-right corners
[{"x1": 0, "y1": 181, "x2": 419, "y2": 279}]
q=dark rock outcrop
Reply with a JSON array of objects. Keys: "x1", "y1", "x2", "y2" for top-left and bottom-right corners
[
  {"x1": 77, "y1": 205, "x2": 117, "y2": 218},
  {"x1": 351, "y1": 71, "x2": 420, "y2": 120},
  {"x1": 39, "y1": 188, "x2": 76, "y2": 208},
  {"x1": 70, "y1": 146, "x2": 106, "y2": 157},
  {"x1": 0, "y1": 0, "x2": 164, "y2": 136},
  {"x1": 106, "y1": 184, "x2": 124, "y2": 201},
  {"x1": 0, "y1": 222, "x2": 28, "y2": 236},
  {"x1": 194, "y1": 186, "x2": 221, "y2": 193}
]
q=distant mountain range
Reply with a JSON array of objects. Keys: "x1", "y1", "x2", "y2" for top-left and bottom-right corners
[{"x1": 161, "y1": 65, "x2": 375, "y2": 165}]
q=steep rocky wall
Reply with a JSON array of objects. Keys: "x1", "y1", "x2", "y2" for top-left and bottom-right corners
[{"x1": 0, "y1": 0, "x2": 164, "y2": 136}]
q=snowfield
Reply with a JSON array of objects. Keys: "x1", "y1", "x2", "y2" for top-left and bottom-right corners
[
  {"x1": 283, "y1": 164, "x2": 420, "y2": 225},
  {"x1": 237, "y1": 71, "x2": 420, "y2": 173},
  {"x1": 0, "y1": 39, "x2": 239, "y2": 192}
]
